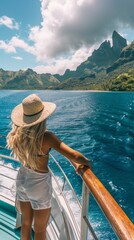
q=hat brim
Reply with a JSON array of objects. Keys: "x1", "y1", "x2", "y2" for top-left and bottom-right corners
[{"x1": 11, "y1": 102, "x2": 56, "y2": 127}]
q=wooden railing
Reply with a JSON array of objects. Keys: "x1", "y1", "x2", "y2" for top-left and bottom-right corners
[{"x1": 73, "y1": 162, "x2": 134, "y2": 240}]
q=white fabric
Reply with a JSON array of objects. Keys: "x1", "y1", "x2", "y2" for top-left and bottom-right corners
[{"x1": 16, "y1": 165, "x2": 52, "y2": 210}]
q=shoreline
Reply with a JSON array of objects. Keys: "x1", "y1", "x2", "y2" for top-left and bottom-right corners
[{"x1": 0, "y1": 89, "x2": 133, "y2": 94}]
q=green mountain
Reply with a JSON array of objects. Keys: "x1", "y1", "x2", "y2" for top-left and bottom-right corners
[
  {"x1": 54, "y1": 32, "x2": 134, "y2": 91},
  {"x1": 102, "y1": 61, "x2": 134, "y2": 91},
  {"x1": 107, "y1": 41, "x2": 134, "y2": 72},
  {"x1": 54, "y1": 31, "x2": 127, "y2": 81},
  {"x1": 0, "y1": 31, "x2": 133, "y2": 91},
  {"x1": 97, "y1": 41, "x2": 134, "y2": 91},
  {"x1": 55, "y1": 35, "x2": 134, "y2": 91},
  {"x1": 0, "y1": 68, "x2": 60, "y2": 89}
]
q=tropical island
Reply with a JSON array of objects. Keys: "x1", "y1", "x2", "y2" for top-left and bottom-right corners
[{"x1": 0, "y1": 31, "x2": 134, "y2": 91}]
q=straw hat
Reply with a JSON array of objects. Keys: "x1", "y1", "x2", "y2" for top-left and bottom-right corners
[{"x1": 11, "y1": 94, "x2": 56, "y2": 127}]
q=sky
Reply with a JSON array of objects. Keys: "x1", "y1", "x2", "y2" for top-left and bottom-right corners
[{"x1": 0, "y1": 0, "x2": 134, "y2": 75}]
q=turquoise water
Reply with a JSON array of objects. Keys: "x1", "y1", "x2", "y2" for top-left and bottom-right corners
[{"x1": 0, "y1": 90, "x2": 134, "y2": 239}]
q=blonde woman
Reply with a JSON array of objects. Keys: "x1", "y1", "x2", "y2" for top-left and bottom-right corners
[{"x1": 7, "y1": 94, "x2": 91, "y2": 240}]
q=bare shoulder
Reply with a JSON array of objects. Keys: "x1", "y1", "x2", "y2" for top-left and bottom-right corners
[
  {"x1": 43, "y1": 130, "x2": 62, "y2": 148},
  {"x1": 43, "y1": 130, "x2": 60, "y2": 141},
  {"x1": 43, "y1": 130, "x2": 76, "y2": 158},
  {"x1": 43, "y1": 130, "x2": 53, "y2": 139}
]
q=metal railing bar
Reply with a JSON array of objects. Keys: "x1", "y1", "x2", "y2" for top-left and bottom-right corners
[
  {"x1": 49, "y1": 169, "x2": 63, "y2": 194},
  {"x1": 0, "y1": 173, "x2": 15, "y2": 180},
  {"x1": 0, "y1": 185, "x2": 12, "y2": 190},
  {"x1": 80, "y1": 182, "x2": 98, "y2": 240},
  {"x1": 0, "y1": 146, "x2": 7, "y2": 149},
  {"x1": 49, "y1": 169, "x2": 80, "y2": 238},
  {"x1": 0, "y1": 153, "x2": 19, "y2": 162},
  {"x1": 80, "y1": 181, "x2": 89, "y2": 240},
  {"x1": 50, "y1": 153, "x2": 81, "y2": 208},
  {"x1": 50, "y1": 214, "x2": 61, "y2": 234},
  {"x1": 83, "y1": 216, "x2": 98, "y2": 240},
  {"x1": 47, "y1": 221, "x2": 59, "y2": 240},
  {"x1": 0, "y1": 163, "x2": 18, "y2": 171},
  {"x1": 50, "y1": 168, "x2": 80, "y2": 238},
  {"x1": 0, "y1": 194, "x2": 14, "y2": 203},
  {"x1": 49, "y1": 215, "x2": 60, "y2": 238}
]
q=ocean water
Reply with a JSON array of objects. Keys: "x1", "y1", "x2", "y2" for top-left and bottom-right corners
[{"x1": 0, "y1": 90, "x2": 134, "y2": 239}]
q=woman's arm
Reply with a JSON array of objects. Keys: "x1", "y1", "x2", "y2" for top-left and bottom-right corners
[{"x1": 44, "y1": 131, "x2": 91, "y2": 172}]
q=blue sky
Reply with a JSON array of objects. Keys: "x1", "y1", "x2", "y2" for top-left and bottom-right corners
[
  {"x1": 0, "y1": 0, "x2": 41, "y2": 71},
  {"x1": 0, "y1": 0, "x2": 134, "y2": 75}
]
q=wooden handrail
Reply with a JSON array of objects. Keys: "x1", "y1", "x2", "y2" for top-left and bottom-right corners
[{"x1": 73, "y1": 163, "x2": 134, "y2": 240}]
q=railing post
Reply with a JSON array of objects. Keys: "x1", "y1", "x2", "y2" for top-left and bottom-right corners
[{"x1": 80, "y1": 181, "x2": 90, "y2": 240}]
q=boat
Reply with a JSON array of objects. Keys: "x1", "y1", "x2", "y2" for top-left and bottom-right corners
[{"x1": 0, "y1": 150, "x2": 134, "y2": 240}]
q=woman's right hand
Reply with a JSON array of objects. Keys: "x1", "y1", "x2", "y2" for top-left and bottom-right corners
[{"x1": 75, "y1": 161, "x2": 91, "y2": 174}]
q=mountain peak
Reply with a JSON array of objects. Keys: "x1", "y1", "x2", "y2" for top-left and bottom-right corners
[
  {"x1": 112, "y1": 30, "x2": 127, "y2": 56},
  {"x1": 99, "y1": 40, "x2": 111, "y2": 49},
  {"x1": 112, "y1": 30, "x2": 120, "y2": 37},
  {"x1": 25, "y1": 68, "x2": 34, "y2": 73}
]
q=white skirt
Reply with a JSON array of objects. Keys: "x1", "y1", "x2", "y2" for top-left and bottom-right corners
[{"x1": 15, "y1": 165, "x2": 52, "y2": 210}]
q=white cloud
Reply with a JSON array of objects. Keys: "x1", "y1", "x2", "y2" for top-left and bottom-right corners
[
  {"x1": 33, "y1": 45, "x2": 96, "y2": 74},
  {"x1": 0, "y1": 40, "x2": 16, "y2": 53},
  {"x1": 0, "y1": 16, "x2": 19, "y2": 30},
  {"x1": 10, "y1": 36, "x2": 35, "y2": 54},
  {"x1": 0, "y1": 37, "x2": 35, "y2": 55},
  {"x1": 1, "y1": 1, "x2": 134, "y2": 74},
  {"x1": 29, "y1": 0, "x2": 134, "y2": 63},
  {"x1": 12, "y1": 56, "x2": 23, "y2": 60}
]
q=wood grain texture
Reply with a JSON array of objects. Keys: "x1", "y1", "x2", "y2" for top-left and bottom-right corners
[{"x1": 72, "y1": 163, "x2": 134, "y2": 240}]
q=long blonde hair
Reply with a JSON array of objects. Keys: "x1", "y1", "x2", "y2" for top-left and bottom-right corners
[{"x1": 6, "y1": 120, "x2": 46, "y2": 169}]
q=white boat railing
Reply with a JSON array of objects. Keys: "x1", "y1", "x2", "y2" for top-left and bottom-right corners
[{"x1": 50, "y1": 153, "x2": 81, "y2": 209}]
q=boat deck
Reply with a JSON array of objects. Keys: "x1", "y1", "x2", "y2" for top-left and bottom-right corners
[{"x1": 0, "y1": 200, "x2": 21, "y2": 240}]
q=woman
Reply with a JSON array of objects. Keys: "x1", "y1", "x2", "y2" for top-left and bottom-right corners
[{"x1": 7, "y1": 94, "x2": 91, "y2": 240}]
